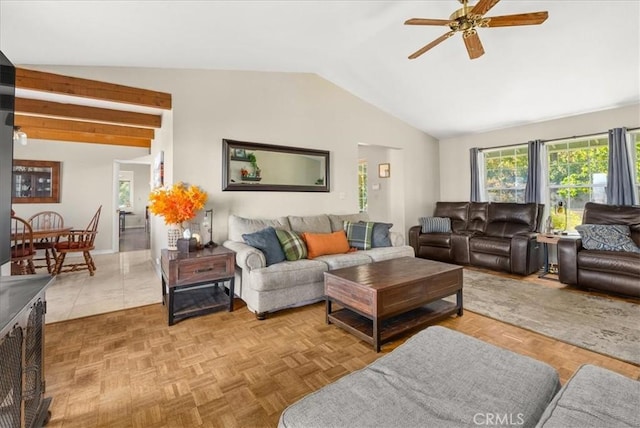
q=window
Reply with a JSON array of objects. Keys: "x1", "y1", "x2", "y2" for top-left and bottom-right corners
[
  {"x1": 546, "y1": 136, "x2": 608, "y2": 231},
  {"x1": 119, "y1": 171, "x2": 134, "y2": 210},
  {"x1": 483, "y1": 145, "x2": 528, "y2": 202},
  {"x1": 358, "y1": 160, "x2": 368, "y2": 212}
]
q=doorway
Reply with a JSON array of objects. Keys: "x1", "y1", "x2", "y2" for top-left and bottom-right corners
[{"x1": 115, "y1": 162, "x2": 151, "y2": 252}]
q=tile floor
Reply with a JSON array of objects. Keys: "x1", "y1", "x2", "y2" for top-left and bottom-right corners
[{"x1": 45, "y1": 249, "x2": 160, "y2": 323}]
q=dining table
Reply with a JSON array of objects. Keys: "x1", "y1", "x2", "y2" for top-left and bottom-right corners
[{"x1": 17, "y1": 226, "x2": 73, "y2": 274}]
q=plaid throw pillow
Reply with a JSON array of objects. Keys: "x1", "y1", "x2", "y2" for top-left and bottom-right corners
[
  {"x1": 419, "y1": 217, "x2": 451, "y2": 233},
  {"x1": 344, "y1": 221, "x2": 374, "y2": 250},
  {"x1": 275, "y1": 229, "x2": 308, "y2": 261}
]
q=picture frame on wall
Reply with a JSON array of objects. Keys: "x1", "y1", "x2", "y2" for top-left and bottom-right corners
[{"x1": 378, "y1": 163, "x2": 390, "y2": 178}]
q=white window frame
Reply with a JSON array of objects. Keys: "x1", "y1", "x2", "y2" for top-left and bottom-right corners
[
  {"x1": 482, "y1": 145, "x2": 528, "y2": 203},
  {"x1": 119, "y1": 170, "x2": 134, "y2": 210}
]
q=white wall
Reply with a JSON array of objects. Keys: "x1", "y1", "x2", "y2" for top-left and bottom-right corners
[
  {"x1": 23, "y1": 66, "x2": 440, "y2": 262},
  {"x1": 12, "y1": 140, "x2": 148, "y2": 252},
  {"x1": 439, "y1": 104, "x2": 640, "y2": 201}
]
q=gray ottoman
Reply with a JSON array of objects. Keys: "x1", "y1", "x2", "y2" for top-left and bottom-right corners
[
  {"x1": 279, "y1": 326, "x2": 560, "y2": 428},
  {"x1": 536, "y1": 364, "x2": 640, "y2": 428}
]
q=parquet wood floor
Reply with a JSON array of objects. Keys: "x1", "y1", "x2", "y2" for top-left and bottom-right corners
[{"x1": 44, "y1": 277, "x2": 640, "y2": 428}]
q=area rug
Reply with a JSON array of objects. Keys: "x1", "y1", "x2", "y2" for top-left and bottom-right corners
[{"x1": 451, "y1": 270, "x2": 640, "y2": 365}]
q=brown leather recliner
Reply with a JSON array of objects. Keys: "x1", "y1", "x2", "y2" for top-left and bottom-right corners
[
  {"x1": 409, "y1": 202, "x2": 544, "y2": 275},
  {"x1": 558, "y1": 202, "x2": 640, "y2": 298}
]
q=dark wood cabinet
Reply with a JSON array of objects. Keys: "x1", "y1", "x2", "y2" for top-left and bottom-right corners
[
  {"x1": 160, "y1": 246, "x2": 235, "y2": 325},
  {"x1": 0, "y1": 275, "x2": 54, "y2": 427},
  {"x1": 12, "y1": 160, "x2": 61, "y2": 204}
]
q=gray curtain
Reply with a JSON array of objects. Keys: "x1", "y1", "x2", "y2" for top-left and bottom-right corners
[
  {"x1": 524, "y1": 140, "x2": 544, "y2": 203},
  {"x1": 606, "y1": 127, "x2": 636, "y2": 205},
  {"x1": 470, "y1": 147, "x2": 482, "y2": 202}
]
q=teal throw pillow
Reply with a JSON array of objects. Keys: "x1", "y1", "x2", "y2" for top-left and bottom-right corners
[
  {"x1": 344, "y1": 221, "x2": 373, "y2": 250},
  {"x1": 419, "y1": 216, "x2": 451, "y2": 233},
  {"x1": 242, "y1": 227, "x2": 286, "y2": 266},
  {"x1": 275, "y1": 229, "x2": 307, "y2": 261},
  {"x1": 575, "y1": 224, "x2": 640, "y2": 253},
  {"x1": 362, "y1": 221, "x2": 393, "y2": 248}
]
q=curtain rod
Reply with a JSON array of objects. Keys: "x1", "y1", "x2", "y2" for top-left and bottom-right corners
[{"x1": 478, "y1": 126, "x2": 640, "y2": 152}]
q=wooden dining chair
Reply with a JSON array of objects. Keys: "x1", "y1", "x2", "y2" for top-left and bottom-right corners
[
  {"x1": 10, "y1": 216, "x2": 36, "y2": 275},
  {"x1": 53, "y1": 206, "x2": 102, "y2": 276},
  {"x1": 28, "y1": 211, "x2": 64, "y2": 273}
]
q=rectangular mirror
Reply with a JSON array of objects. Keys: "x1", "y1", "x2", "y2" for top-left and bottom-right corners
[
  {"x1": 12, "y1": 159, "x2": 61, "y2": 203},
  {"x1": 222, "y1": 139, "x2": 330, "y2": 192}
]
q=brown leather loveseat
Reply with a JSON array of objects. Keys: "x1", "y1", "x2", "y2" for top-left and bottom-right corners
[
  {"x1": 558, "y1": 202, "x2": 640, "y2": 298},
  {"x1": 409, "y1": 201, "x2": 544, "y2": 275}
]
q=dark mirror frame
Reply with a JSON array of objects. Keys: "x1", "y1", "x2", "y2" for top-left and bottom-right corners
[{"x1": 222, "y1": 139, "x2": 330, "y2": 192}]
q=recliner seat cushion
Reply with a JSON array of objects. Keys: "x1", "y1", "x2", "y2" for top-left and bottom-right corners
[
  {"x1": 470, "y1": 236, "x2": 511, "y2": 257},
  {"x1": 578, "y1": 250, "x2": 640, "y2": 276},
  {"x1": 418, "y1": 233, "x2": 451, "y2": 248}
]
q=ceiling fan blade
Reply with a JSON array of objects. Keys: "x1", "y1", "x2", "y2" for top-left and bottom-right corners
[
  {"x1": 408, "y1": 31, "x2": 455, "y2": 59},
  {"x1": 485, "y1": 11, "x2": 549, "y2": 27},
  {"x1": 463, "y1": 30, "x2": 485, "y2": 60},
  {"x1": 405, "y1": 18, "x2": 454, "y2": 26},
  {"x1": 470, "y1": 0, "x2": 501, "y2": 16}
]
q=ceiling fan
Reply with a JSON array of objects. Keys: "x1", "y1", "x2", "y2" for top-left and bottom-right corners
[{"x1": 405, "y1": 0, "x2": 548, "y2": 60}]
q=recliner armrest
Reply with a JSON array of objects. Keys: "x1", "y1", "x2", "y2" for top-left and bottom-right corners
[
  {"x1": 557, "y1": 238, "x2": 582, "y2": 285},
  {"x1": 510, "y1": 233, "x2": 541, "y2": 275},
  {"x1": 222, "y1": 240, "x2": 266, "y2": 271},
  {"x1": 408, "y1": 225, "x2": 422, "y2": 252}
]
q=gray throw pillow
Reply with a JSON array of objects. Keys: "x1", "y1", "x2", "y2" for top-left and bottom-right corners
[
  {"x1": 363, "y1": 221, "x2": 393, "y2": 248},
  {"x1": 242, "y1": 226, "x2": 286, "y2": 266},
  {"x1": 419, "y1": 217, "x2": 451, "y2": 233},
  {"x1": 575, "y1": 224, "x2": 640, "y2": 253}
]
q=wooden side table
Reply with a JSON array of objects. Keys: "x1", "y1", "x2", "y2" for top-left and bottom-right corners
[{"x1": 160, "y1": 246, "x2": 235, "y2": 325}]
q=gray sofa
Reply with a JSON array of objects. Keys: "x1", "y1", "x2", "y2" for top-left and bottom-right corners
[
  {"x1": 222, "y1": 213, "x2": 414, "y2": 319},
  {"x1": 279, "y1": 326, "x2": 639, "y2": 428}
]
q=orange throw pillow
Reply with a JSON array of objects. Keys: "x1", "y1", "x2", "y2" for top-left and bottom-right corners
[{"x1": 302, "y1": 230, "x2": 351, "y2": 259}]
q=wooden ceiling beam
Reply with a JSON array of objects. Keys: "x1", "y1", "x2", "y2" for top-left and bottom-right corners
[
  {"x1": 20, "y1": 128, "x2": 151, "y2": 149},
  {"x1": 15, "y1": 98, "x2": 162, "y2": 128},
  {"x1": 16, "y1": 67, "x2": 172, "y2": 110},
  {"x1": 15, "y1": 115, "x2": 155, "y2": 140}
]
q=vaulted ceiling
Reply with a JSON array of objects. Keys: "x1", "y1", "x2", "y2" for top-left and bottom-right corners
[
  {"x1": 13, "y1": 68, "x2": 171, "y2": 149},
  {"x1": 1, "y1": 1, "x2": 638, "y2": 140}
]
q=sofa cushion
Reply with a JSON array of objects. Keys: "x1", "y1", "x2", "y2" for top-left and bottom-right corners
[
  {"x1": 418, "y1": 233, "x2": 451, "y2": 248},
  {"x1": 328, "y1": 213, "x2": 369, "y2": 232},
  {"x1": 303, "y1": 230, "x2": 350, "y2": 259},
  {"x1": 275, "y1": 229, "x2": 307, "y2": 261},
  {"x1": 362, "y1": 246, "x2": 415, "y2": 262},
  {"x1": 249, "y1": 259, "x2": 328, "y2": 292},
  {"x1": 434, "y1": 201, "x2": 469, "y2": 233},
  {"x1": 575, "y1": 224, "x2": 640, "y2": 253},
  {"x1": 229, "y1": 214, "x2": 290, "y2": 243},
  {"x1": 279, "y1": 326, "x2": 560, "y2": 428},
  {"x1": 315, "y1": 252, "x2": 372, "y2": 270},
  {"x1": 536, "y1": 364, "x2": 640, "y2": 428},
  {"x1": 470, "y1": 236, "x2": 511, "y2": 256},
  {"x1": 578, "y1": 250, "x2": 640, "y2": 276},
  {"x1": 344, "y1": 221, "x2": 373, "y2": 250},
  {"x1": 288, "y1": 214, "x2": 332, "y2": 234},
  {"x1": 485, "y1": 203, "x2": 537, "y2": 238},
  {"x1": 419, "y1": 216, "x2": 452, "y2": 233},
  {"x1": 242, "y1": 227, "x2": 286, "y2": 266},
  {"x1": 369, "y1": 222, "x2": 393, "y2": 248}
]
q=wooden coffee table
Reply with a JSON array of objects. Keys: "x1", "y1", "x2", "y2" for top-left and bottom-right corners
[{"x1": 325, "y1": 257, "x2": 463, "y2": 352}]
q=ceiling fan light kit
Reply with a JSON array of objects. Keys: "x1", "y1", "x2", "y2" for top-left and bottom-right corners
[{"x1": 405, "y1": 0, "x2": 548, "y2": 60}]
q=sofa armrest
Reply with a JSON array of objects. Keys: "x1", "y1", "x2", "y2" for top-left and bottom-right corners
[
  {"x1": 557, "y1": 238, "x2": 582, "y2": 285},
  {"x1": 389, "y1": 231, "x2": 405, "y2": 247},
  {"x1": 510, "y1": 233, "x2": 541, "y2": 275},
  {"x1": 408, "y1": 225, "x2": 421, "y2": 252},
  {"x1": 222, "y1": 240, "x2": 266, "y2": 271}
]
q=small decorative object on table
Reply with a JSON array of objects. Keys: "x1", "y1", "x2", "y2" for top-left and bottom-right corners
[{"x1": 148, "y1": 182, "x2": 208, "y2": 251}]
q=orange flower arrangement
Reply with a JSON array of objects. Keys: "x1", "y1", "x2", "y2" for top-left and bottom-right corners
[{"x1": 148, "y1": 182, "x2": 207, "y2": 226}]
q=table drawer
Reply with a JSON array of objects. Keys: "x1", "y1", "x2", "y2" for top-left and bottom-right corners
[{"x1": 177, "y1": 257, "x2": 232, "y2": 284}]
